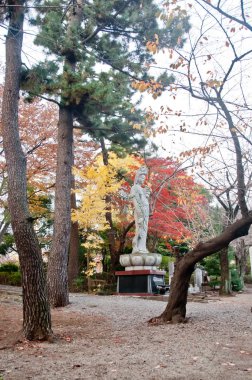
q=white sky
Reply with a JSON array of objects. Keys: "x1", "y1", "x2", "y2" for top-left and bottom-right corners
[{"x1": 1, "y1": 1, "x2": 252, "y2": 171}]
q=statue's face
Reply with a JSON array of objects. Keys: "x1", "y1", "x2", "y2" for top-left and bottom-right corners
[{"x1": 138, "y1": 173, "x2": 146, "y2": 184}]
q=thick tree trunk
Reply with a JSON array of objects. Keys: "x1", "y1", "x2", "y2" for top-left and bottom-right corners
[
  {"x1": 47, "y1": 107, "x2": 73, "y2": 306},
  {"x1": 219, "y1": 247, "x2": 232, "y2": 295},
  {"x1": 47, "y1": 1, "x2": 83, "y2": 306},
  {"x1": 154, "y1": 255, "x2": 195, "y2": 323},
  {"x1": 1, "y1": 1, "x2": 52, "y2": 340},
  {"x1": 149, "y1": 214, "x2": 252, "y2": 324}
]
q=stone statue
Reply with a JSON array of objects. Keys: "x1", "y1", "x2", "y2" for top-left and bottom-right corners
[
  {"x1": 130, "y1": 166, "x2": 150, "y2": 254},
  {"x1": 119, "y1": 165, "x2": 162, "y2": 270}
]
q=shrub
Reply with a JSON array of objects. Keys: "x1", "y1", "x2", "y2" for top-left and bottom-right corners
[
  {"x1": 201, "y1": 253, "x2": 220, "y2": 277},
  {"x1": 92, "y1": 272, "x2": 115, "y2": 284},
  {"x1": 8, "y1": 272, "x2": 22, "y2": 285},
  {"x1": 231, "y1": 277, "x2": 243, "y2": 291},
  {"x1": 208, "y1": 276, "x2": 220, "y2": 289},
  {"x1": 70, "y1": 276, "x2": 87, "y2": 292},
  {"x1": 0, "y1": 262, "x2": 19, "y2": 272},
  {"x1": 0, "y1": 271, "x2": 21, "y2": 286},
  {"x1": 96, "y1": 283, "x2": 116, "y2": 295},
  {"x1": 231, "y1": 269, "x2": 243, "y2": 291}
]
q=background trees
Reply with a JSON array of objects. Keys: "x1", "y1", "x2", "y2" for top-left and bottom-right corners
[{"x1": 73, "y1": 154, "x2": 209, "y2": 278}]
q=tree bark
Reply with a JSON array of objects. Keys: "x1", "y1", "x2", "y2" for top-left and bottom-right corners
[
  {"x1": 68, "y1": 187, "x2": 80, "y2": 287},
  {"x1": 149, "y1": 213, "x2": 252, "y2": 323},
  {"x1": 47, "y1": 1, "x2": 83, "y2": 306},
  {"x1": 1, "y1": 0, "x2": 52, "y2": 340},
  {"x1": 235, "y1": 239, "x2": 248, "y2": 283},
  {"x1": 219, "y1": 247, "x2": 232, "y2": 295},
  {"x1": 100, "y1": 138, "x2": 118, "y2": 273},
  {"x1": 47, "y1": 107, "x2": 73, "y2": 306},
  {"x1": 160, "y1": 257, "x2": 194, "y2": 323}
]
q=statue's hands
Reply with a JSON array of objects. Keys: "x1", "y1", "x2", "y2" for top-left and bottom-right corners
[
  {"x1": 145, "y1": 186, "x2": 151, "y2": 198},
  {"x1": 138, "y1": 217, "x2": 144, "y2": 228}
]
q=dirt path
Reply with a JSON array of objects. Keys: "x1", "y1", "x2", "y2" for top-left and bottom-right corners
[{"x1": 0, "y1": 286, "x2": 251, "y2": 379}]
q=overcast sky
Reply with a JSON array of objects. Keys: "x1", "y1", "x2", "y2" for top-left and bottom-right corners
[{"x1": 1, "y1": 1, "x2": 251, "y2": 166}]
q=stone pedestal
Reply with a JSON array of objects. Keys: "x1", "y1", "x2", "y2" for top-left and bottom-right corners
[
  {"x1": 116, "y1": 269, "x2": 166, "y2": 295},
  {"x1": 119, "y1": 252, "x2": 162, "y2": 271},
  {"x1": 117, "y1": 252, "x2": 165, "y2": 294}
]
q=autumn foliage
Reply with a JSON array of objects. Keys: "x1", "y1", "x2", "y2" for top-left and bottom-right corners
[{"x1": 73, "y1": 151, "x2": 208, "y2": 257}]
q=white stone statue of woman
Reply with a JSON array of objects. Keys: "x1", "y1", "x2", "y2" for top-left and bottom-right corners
[{"x1": 130, "y1": 166, "x2": 150, "y2": 254}]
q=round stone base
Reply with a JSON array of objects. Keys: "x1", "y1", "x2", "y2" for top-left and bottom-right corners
[{"x1": 119, "y1": 252, "x2": 162, "y2": 270}]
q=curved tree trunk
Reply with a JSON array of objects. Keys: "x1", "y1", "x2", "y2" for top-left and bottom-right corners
[
  {"x1": 1, "y1": 0, "x2": 52, "y2": 340},
  {"x1": 149, "y1": 214, "x2": 252, "y2": 324},
  {"x1": 47, "y1": 107, "x2": 73, "y2": 306},
  {"x1": 154, "y1": 255, "x2": 195, "y2": 323}
]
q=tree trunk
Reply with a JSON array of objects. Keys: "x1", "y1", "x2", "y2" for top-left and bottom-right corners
[
  {"x1": 47, "y1": 107, "x2": 73, "y2": 306},
  {"x1": 235, "y1": 239, "x2": 248, "y2": 285},
  {"x1": 1, "y1": 0, "x2": 52, "y2": 340},
  {"x1": 68, "y1": 186, "x2": 80, "y2": 287},
  {"x1": 153, "y1": 255, "x2": 195, "y2": 323},
  {"x1": 47, "y1": 1, "x2": 83, "y2": 307},
  {"x1": 100, "y1": 138, "x2": 118, "y2": 273},
  {"x1": 219, "y1": 247, "x2": 232, "y2": 295},
  {"x1": 149, "y1": 214, "x2": 252, "y2": 324}
]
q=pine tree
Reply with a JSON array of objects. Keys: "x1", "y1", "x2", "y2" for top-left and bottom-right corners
[
  {"x1": 22, "y1": 0, "x2": 190, "y2": 306},
  {"x1": 1, "y1": 0, "x2": 52, "y2": 340}
]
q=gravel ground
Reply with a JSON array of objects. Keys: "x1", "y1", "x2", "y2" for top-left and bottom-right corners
[{"x1": 0, "y1": 286, "x2": 252, "y2": 380}]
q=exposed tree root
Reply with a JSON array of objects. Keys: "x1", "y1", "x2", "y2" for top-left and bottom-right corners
[
  {"x1": 0, "y1": 330, "x2": 55, "y2": 350},
  {"x1": 148, "y1": 316, "x2": 169, "y2": 325},
  {"x1": 148, "y1": 314, "x2": 189, "y2": 325}
]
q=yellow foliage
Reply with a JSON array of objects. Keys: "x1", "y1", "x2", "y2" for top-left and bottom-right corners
[
  {"x1": 84, "y1": 261, "x2": 96, "y2": 277},
  {"x1": 72, "y1": 152, "x2": 138, "y2": 233},
  {"x1": 28, "y1": 190, "x2": 51, "y2": 221}
]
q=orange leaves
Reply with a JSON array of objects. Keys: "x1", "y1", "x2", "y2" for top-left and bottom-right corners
[
  {"x1": 180, "y1": 143, "x2": 217, "y2": 159},
  {"x1": 146, "y1": 40, "x2": 158, "y2": 54},
  {"x1": 144, "y1": 157, "x2": 209, "y2": 243},
  {"x1": 131, "y1": 80, "x2": 164, "y2": 98},
  {"x1": 146, "y1": 33, "x2": 159, "y2": 54},
  {"x1": 131, "y1": 80, "x2": 150, "y2": 92},
  {"x1": 205, "y1": 79, "x2": 223, "y2": 88},
  {"x1": 169, "y1": 56, "x2": 185, "y2": 70}
]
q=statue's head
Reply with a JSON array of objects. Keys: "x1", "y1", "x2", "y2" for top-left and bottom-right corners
[{"x1": 134, "y1": 166, "x2": 148, "y2": 184}]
